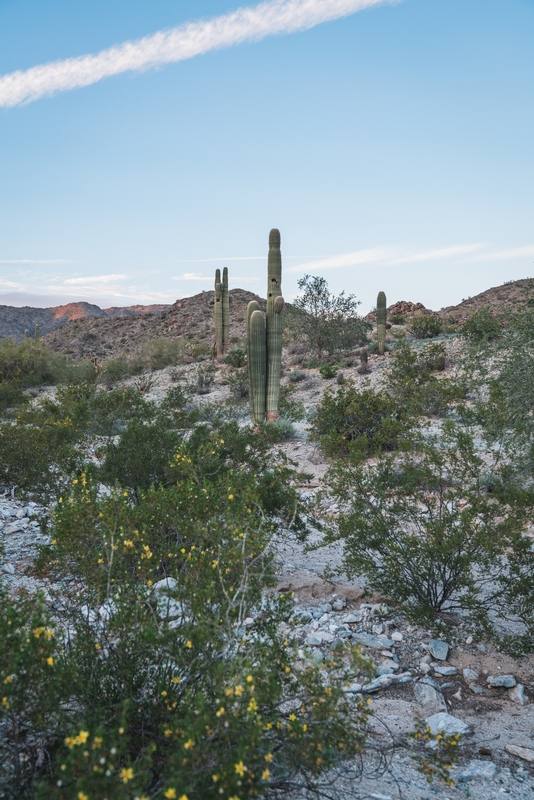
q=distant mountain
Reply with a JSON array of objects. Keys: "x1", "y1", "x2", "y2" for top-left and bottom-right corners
[
  {"x1": 0, "y1": 301, "x2": 171, "y2": 340},
  {"x1": 42, "y1": 289, "x2": 263, "y2": 361},
  {"x1": 438, "y1": 278, "x2": 534, "y2": 322}
]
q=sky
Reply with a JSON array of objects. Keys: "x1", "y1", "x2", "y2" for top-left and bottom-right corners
[{"x1": 0, "y1": 0, "x2": 533, "y2": 313}]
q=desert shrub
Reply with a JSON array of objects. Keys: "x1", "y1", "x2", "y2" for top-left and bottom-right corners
[
  {"x1": 194, "y1": 364, "x2": 216, "y2": 395},
  {"x1": 385, "y1": 342, "x2": 465, "y2": 417},
  {"x1": 389, "y1": 313, "x2": 406, "y2": 325},
  {"x1": 99, "y1": 355, "x2": 133, "y2": 385},
  {"x1": 278, "y1": 383, "x2": 306, "y2": 422},
  {"x1": 226, "y1": 368, "x2": 249, "y2": 400},
  {"x1": 0, "y1": 338, "x2": 91, "y2": 387},
  {"x1": 224, "y1": 348, "x2": 247, "y2": 368},
  {"x1": 136, "y1": 337, "x2": 189, "y2": 371},
  {"x1": 288, "y1": 275, "x2": 370, "y2": 359},
  {"x1": 4, "y1": 463, "x2": 372, "y2": 799},
  {"x1": 409, "y1": 315, "x2": 443, "y2": 339},
  {"x1": 320, "y1": 423, "x2": 534, "y2": 644},
  {"x1": 366, "y1": 340, "x2": 389, "y2": 355},
  {"x1": 309, "y1": 384, "x2": 411, "y2": 458},
  {"x1": 261, "y1": 417, "x2": 296, "y2": 442},
  {"x1": 461, "y1": 306, "x2": 503, "y2": 342},
  {"x1": 318, "y1": 363, "x2": 338, "y2": 380},
  {"x1": 289, "y1": 369, "x2": 305, "y2": 383},
  {"x1": 99, "y1": 417, "x2": 183, "y2": 493}
]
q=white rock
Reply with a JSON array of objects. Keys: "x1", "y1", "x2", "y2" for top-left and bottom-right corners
[
  {"x1": 414, "y1": 679, "x2": 446, "y2": 711},
  {"x1": 419, "y1": 662, "x2": 431, "y2": 675},
  {"x1": 487, "y1": 674, "x2": 516, "y2": 688},
  {"x1": 2, "y1": 562, "x2": 15, "y2": 575},
  {"x1": 391, "y1": 631, "x2": 403, "y2": 642},
  {"x1": 425, "y1": 712, "x2": 470, "y2": 737},
  {"x1": 505, "y1": 745, "x2": 534, "y2": 763},
  {"x1": 465, "y1": 635, "x2": 473, "y2": 645},
  {"x1": 463, "y1": 668, "x2": 479, "y2": 683},
  {"x1": 428, "y1": 639, "x2": 449, "y2": 661},
  {"x1": 433, "y1": 665, "x2": 457, "y2": 676},
  {"x1": 509, "y1": 684, "x2": 527, "y2": 705},
  {"x1": 343, "y1": 682, "x2": 362, "y2": 693},
  {"x1": 458, "y1": 759, "x2": 498, "y2": 781},
  {"x1": 152, "y1": 577, "x2": 178, "y2": 592},
  {"x1": 243, "y1": 617, "x2": 255, "y2": 627}
]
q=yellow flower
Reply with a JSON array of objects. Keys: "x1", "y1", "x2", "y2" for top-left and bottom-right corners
[
  {"x1": 289, "y1": 713, "x2": 296, "y2": 721},
  {"x1": 46, "y1": 657, "x2": 55, "y2": 666},
  {"x1": 164, "y1": 790, "x2": 176, "y2": 799},
  {"x1": 228, "y1": 494, "x2": 234, "y2": 500},
  {"x1": 235, "y1": 684, "x2": 244, "y2": 696},
  {"x1": 92, "y1": 737, "x2": 103, "y2": 749},
  {"x1": 246, "y1": 675, "x2": 253, "y2": 683},
  {"x1": 78, "y1": 730, "x2": 90, "y2": 744},
  {"x1": 78, "y1": 793, "x2": 88, "y2": 800},
  {"x1": 178, "y1": 796, "x2": 188, "y2": 800},
  {"x1": 120, "y1": 767, "x2": 134, "y2": 783},
  {"x1": 247, "y1": 698, "x2": 257, "y2": 712},
  {"x1": 264, "y1": 753, "x2": 273, "y2": 762},
  {"x1": 184, "y1": 739, "x2": 194, "y2": 750},
  {"x1": 1, "y1": 697, "x2": 10, "y2": 709},
  {"x1": 234, "y1": 761, "x2": 246, "y2": 777},
  {"x1": 164, "y1": 728, "x2": 173, "y2": 737},
  {"x1": 216, "y1": 707, "x2": 225, "y2": 717},
  {"x1": 262, "y1": 769, "x2": 270, "y2": 780},
  {"x1": 186, "y1": 640, "x2": 192, "y2": 648},
  {"x1": 33, "y1": 626, "x2": 46, "y2": 638}
]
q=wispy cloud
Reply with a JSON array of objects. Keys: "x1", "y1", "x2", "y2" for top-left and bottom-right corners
[
  {"x1": 0, "y1": 0, "x2": 396, "y2": 108},
  {"x1": 63, "y1": 273, "x2": 127, "y2": 285},
  {"x1": 0, "y1": 259, "x2": 76, "y2": 264},
  {"x1": 172, "y1": 273, "x2": 215, "y2": 282}
]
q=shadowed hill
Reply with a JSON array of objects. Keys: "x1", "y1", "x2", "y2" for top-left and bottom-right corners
[{"x1": 42, "y1": 289, "x2": 263, "y2": 360}]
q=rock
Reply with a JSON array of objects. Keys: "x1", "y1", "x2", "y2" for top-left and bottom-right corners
[
  {"x1": 343, "y1": 682, "x2": 362, "y2": 693},
  {"x1": 487, "y1": 674, "x2": 516, "y2": 688},
  {"x1": 413, "y1": 678, "x2": 446, "y2": 712},
  {"x1": 509, "y1": 684, "x2": 527, "y2": 705},
  {"x1": 330, "y1": 637, "x2": 345, "y2": 650},
  {"x1": 2, "y1": 562, "x2": 15, "y2": 575},
  {"x1": 463, "y1": 668, "x2": 479, "y2": 684},
  {"x1": 305, "y1": 634, "x2": 322, "y2": 646},
  {"x1": 311, "y1": 649, "x2": 323, "y2": 664},
  {"x1": 433, "y1": 665, "x2": 457, "y2": 676},
  {"x1": 152, "y1": 577, "x2": 178, "y2": 592},
  {"x1": 243, "y1": 617, "x2": 255, "y2": 627},
  {"x1": 377, "y1": 665, "x2": 395, "y2": 676},
  {"x1": 5, "y1": 522, "x2": 24, "y2": 534},
  {"x1": 457, "y1": 759, "x2": 498, "y2": 782},
  {"x1": 318, "y1": 602, "x2": 332, "y2": 613},
  {"x1": 352, "y1": 633, "x2": 394, "y2": 650},
  {"x1": 342, "y1": 611, "x2": 363, "y2": 624},
  {"x1": 428, "y1": 639, "x2": 449, "y2": 661},
  {"x1": 419, "y1": 662, "x2": 431, "y2": 675},
  {"x1": 362, "y1": 675, "x2": 395, "y2": 693},
  {"x1": 332, "y1": 597, "x2": 346, "y2": 611},
  {"x1": 425, "y1": 712, "x2": 470, "y2": 737},
  {"x1": 465, "y1": 635, "x2": 473, "y2": 645},
  {"x1": 391, "y1": 631, "x2": 403, "y2": 642},
  {"x1": 505, "y1": 745, "x2": 534, "y2": 764}
]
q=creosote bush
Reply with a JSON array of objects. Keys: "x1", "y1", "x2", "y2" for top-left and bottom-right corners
[
  {"x1": 409, "y1": 316, "x2": 443, "y2": 339},
  {"x1": 309, "y1": 383, "x2": 411, "y2": 459},
  {"x1": 319, "y1": 422, "x2": 534, "y2": 648},
  {"x1": 1, "y1": 443, "x2": 374, "y2": 797}
]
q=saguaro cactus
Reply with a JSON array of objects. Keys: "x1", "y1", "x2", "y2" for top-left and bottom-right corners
[
  {"x1": 214, "y1": 274, "x2": 223, "y2": 360},
  {"x1": 222, "y1": 267, "x2": 229, "y2": 355},
  {"x1": 34, "y1": 324, "x2": 40, "y2": 345},
  {"x1": 246, "y1": 229, "x2": 284, "y2": 424},
  {"x1": 377, "y1": 291, "x2": 386, "y2": 356}
]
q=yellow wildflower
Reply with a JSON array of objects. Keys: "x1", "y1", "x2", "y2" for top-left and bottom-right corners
[{"x1": 120, "y1": 767, "x2": 134, "y2": 783}]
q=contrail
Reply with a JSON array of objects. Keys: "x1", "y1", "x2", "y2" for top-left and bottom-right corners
[{"x1": 0, "y1": 0, "x2": 397, "y2": 108}]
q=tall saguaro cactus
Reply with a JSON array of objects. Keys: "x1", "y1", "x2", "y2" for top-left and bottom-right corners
[
  {"x1": 214, "y1": 267, "x2": 230, "y2": 360},
  {"x1": 377, "y1": 291, "x2": 386, "y2": 356},
  {"x1": 214, "y1": 270, "x2": 223, "y2": 360},
  {"x1": 246, "y1": 229, "x2": 285, "y2": 424},
  {"x1": 222, "y1": 266, "x2": 229, "y2": 354}
]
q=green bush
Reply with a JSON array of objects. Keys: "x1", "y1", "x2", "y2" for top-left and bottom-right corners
[
  {"x1": 226, "y1": 368, "x2": 249, "y2": 400},
  {"x1": 321, "y1": 423, "x2": 534, "y2": 644},
  {"x1": 318, "y1": 363, "x2": 338, "y2": 380},
  {"x1": 5, "y1": 454, "x2": 372, "y2": 798},
  {"x1": 385, "y1": 343, "x2": 465, "y2": 418},
  {"x1": 289, "y1": 369, "x2": 305, "y2": 383},
  {"x1": 309, "y1": 383, "x2": 411, "y2": 458},
  {"x1": 224, "y1": 348, "x2": 247, "y2": 368},
  {"x1": 409, "y1": 315, "x2": 443, "y2": 339},
  {"x1": 461, "y1": 306, "x2": 504, "y2": 343},
  {"x1": 389, "y1": 313, "x2": 406, "y2": 325}
]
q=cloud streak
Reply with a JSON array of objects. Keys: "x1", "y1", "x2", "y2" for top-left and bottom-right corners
[{"x1": 0, "y1": 0, "x2": 396, "y2": 107}]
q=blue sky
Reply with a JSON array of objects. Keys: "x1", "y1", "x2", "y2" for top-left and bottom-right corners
[{"x1": 0, "y1": 0, "x2": 533, "y2": 312}]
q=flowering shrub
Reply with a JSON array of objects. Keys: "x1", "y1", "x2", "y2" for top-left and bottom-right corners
[{"x1": 1, "y1": 457, "x2": 373, "y2": 798}]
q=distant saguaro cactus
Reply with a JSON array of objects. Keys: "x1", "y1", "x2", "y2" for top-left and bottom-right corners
[
  {"x1": 24, "y1": 329, "x2": 30, "y2": 340},
  {"x1": 377, "y1": 291, "x2": 386, "y2": 356},
  {"x1": 246, "y1": 229, "x2": 284, "y2": 424}
]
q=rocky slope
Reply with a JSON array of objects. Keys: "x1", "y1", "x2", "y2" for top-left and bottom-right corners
[{"x1": 0, "y1": 301, "x2": 170, "y2": 340}]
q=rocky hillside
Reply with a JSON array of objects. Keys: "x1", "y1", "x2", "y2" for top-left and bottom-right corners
[
  {"x1": 0, "y1": 301, "x2": 170, "y2": 340},
  {"x1": 42, "y1": 289, "x2": 263, "y2": 360},
  {"x1": 439, "y1": 278, "x2": 534, "y2": 323}
]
